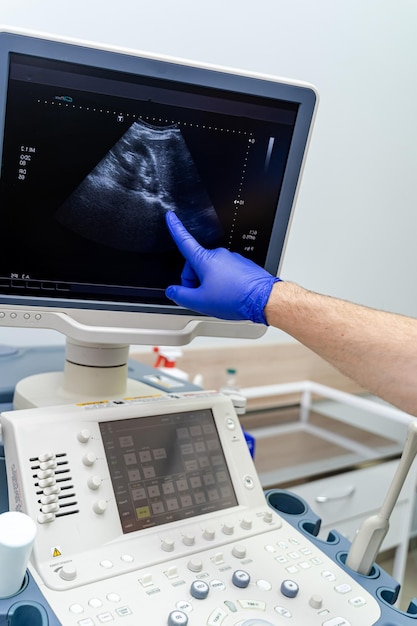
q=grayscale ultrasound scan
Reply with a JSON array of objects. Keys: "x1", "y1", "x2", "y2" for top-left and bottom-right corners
[{"x1": 55, "y1": 120, "x2": 222, "y2": 253}]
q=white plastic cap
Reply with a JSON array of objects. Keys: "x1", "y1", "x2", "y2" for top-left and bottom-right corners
[{"x1": 0, "y1": 512, "x2": 37, "y2": 597}]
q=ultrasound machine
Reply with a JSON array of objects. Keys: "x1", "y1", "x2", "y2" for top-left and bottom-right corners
[{"x1": 0, "y1": 27, "x2": 416, "y2": 626}]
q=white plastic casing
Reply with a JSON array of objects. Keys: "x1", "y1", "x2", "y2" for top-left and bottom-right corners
[{"x1": 1, "y1": 391, "x2": 381, "y2": 625}]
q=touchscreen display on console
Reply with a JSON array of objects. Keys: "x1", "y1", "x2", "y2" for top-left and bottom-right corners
[
  {"x1": 0, "y1": 51, "x2": 299, "y2": 307},
  {"x1": 99, "y1": 408, "x2": 238, "y2": 533}
]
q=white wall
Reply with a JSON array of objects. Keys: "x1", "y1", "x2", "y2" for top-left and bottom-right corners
[{"x1": 1, "y1": 0, "x2": 417, "y2": 349}]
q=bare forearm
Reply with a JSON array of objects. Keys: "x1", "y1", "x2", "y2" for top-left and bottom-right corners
[
  {"x1": 265, "y1": 281, "x2": 417, "y2": 415},
  {"x1": 165, "y1": 214, "x2": 417, "y2": 413}
]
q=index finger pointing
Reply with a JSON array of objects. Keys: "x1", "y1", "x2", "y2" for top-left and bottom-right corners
[{"x1": 165, "y1": 211, "x2": 201, "y2": 261}]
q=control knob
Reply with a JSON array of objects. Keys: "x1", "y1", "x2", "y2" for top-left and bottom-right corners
[
  {"x1": 161, "y1": 537, "x2": 175, "y2": 552},
  {"x1": 190, "y1": 580, "x2": 209, "y2": 599},
  {"x1": 82, "y1": 452, "x2": 96, "y2": 467},
  {"x1": 59, "y1": 563, "x2": 77, "y2": 581},
  {"x1": 88, "y1": 476, "x2": 102, "y2": 490},
  {"x1": 232, "y1": 543, "x2": 247, "y2": 559},
  {"x1": 239, "y1": 618, "x2": 274, "y2": 626},
  {"x1": 168, "y1": 610, "x2": 188, "y2": 626},
  {"x1": 232, "y1": 569, "x2": 251, "y2": 588},
  {"x1": 187, "y1": 558, "x2": 203, "y2": 573},
  {"x1": 309, "y1": 594, "x2": 324, "y2": 609},
  {"x1": 281, "y1": 579, "x2": 299, "y2": 598},
  {"x1": 202, "y1": 526, "x2": 215, "y2": 541},
  {"x1": 93, "y1": 500, "x2": 107, "y2": 515},
  {"x1": 182, "y1": 532, "x2": 195, "y2": 546},
  {"x1": 240, "y1": 517, "x2": 252, "y2": 530},
  {"x1": 222, "y1": 522, "x2": 234, "y2": 535},
  {"x1": 77, "y1": 429, "x2": 91, "y2": 443}
]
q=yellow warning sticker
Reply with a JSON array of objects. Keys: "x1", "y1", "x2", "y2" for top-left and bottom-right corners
[
  {"x1": 52, "y1": 547, "x2": 62, "y2": 558},
  {"x1": 76, "y1": 400, "x2": 109, "y2": 406}
]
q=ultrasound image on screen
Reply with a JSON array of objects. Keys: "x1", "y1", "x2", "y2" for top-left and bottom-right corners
[
  {"x1": 0, "y1": 53, "x2": 298, "y2": 307},
  {"x1": 99, "y1": 408, "x2": 238, "y2": 533},
  {"x1": 56, "y1": 120, "x2": 222, "y2": 253}
]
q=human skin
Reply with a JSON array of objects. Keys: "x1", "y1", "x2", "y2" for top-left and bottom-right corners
[
  {"x1": 265, "y1": 281, "x2": 417, "y2": 416},
  {"x1": 166, "y1": 211, "x2": 417, "y2": 417}
]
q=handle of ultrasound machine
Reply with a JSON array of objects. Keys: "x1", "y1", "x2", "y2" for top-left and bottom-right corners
[
  {"x1": 346, "y1": 420, "x2": 417, "y2": 575},
  {"x1": 0, "y1": 310, "x2": 253, "y2": 346}
]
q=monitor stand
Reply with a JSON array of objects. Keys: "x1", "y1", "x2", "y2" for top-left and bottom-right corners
[{"x1": 13, "y1": 338, "x2": 157, "y2": 409}]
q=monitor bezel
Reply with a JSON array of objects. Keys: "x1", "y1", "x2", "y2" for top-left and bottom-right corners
[{"x1": 0, "y1": 28, "x2": 318, "y2": 345}]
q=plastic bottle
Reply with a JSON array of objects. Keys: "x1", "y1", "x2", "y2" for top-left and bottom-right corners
[
  {"x1": 220, "y1": 367, "x2": 240, "y2": 393},
  {"x1": 153, "y1": 346, "x2": 189, "y2": 381}
]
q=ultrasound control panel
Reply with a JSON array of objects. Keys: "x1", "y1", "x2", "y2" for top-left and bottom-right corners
[{"x1": 1, "y1": 391, "x2": 385, "y2": 625}]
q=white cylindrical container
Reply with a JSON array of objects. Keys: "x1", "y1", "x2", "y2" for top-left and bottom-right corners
[{"x1": 0, "y1": 511, "x2": 37, "y2": 598}]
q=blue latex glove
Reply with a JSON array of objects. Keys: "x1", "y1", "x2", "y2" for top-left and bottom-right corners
[{"x1": 165, "y1": 211, "x2": 281, "y2": 324}]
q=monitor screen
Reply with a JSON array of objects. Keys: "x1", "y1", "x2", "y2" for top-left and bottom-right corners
[
  {"x1": 0, "y1": 30, "x2": 317, "y2": 345},
  {"x1": 99, "y1": 406, "x2": 237, "y2": 533}
]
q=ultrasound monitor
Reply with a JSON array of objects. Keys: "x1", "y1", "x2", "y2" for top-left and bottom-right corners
[{"x1": 0, "y1": 28, "x2": 318, "y2": 407}]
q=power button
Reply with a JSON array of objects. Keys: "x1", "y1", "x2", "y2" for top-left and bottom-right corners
[{"x1": 226, "y1": 417, "x2": 236, "y2": 430}]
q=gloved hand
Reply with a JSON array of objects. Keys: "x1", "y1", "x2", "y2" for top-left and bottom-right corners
[{"x1": 165, "y1": 211, "x2": 281, "y2": 324}]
